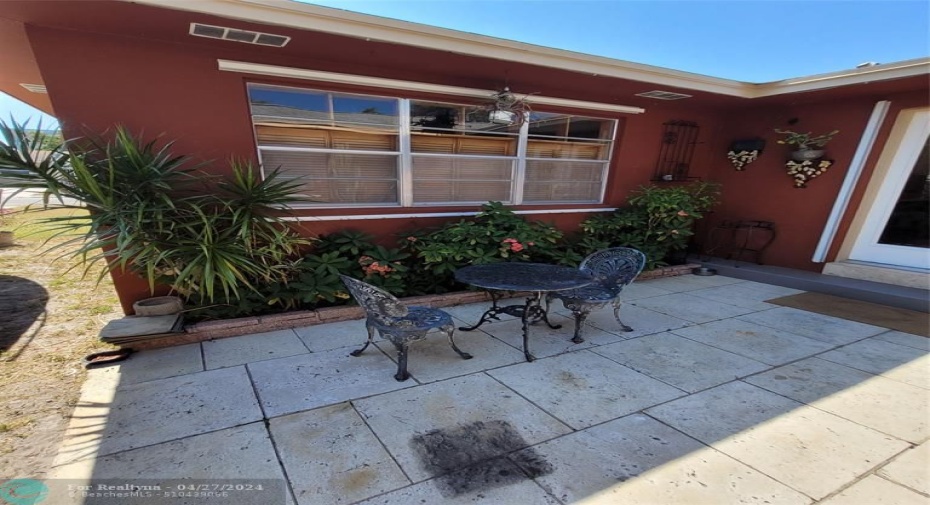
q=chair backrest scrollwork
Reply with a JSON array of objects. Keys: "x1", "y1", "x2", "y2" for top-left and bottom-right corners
[
  {"x1": 339, "y1": 275, "x2": 408, "y2": 326},
  {"x1": 579, "y1": 247, "x2": 647, "y2": 290}
]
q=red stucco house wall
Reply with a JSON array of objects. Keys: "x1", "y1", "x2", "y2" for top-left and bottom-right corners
[{"x1": 2, "y1": 0, "x2": 927, "y2": 312}]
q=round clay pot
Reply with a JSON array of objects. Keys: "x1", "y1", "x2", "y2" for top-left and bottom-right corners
[
  {"x1": 0, "y1": 231, "x2": 14, "y2": 247},
  {"x1": 791, "y1": 149, "x2": 825, "y2": 161},
  {"x1": 133, "y1": 296, "x2": 184, "y2": 316}
]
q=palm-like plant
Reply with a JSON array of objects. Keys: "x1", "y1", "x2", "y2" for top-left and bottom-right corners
[{"x1": 0, "y1": 119, "x2": 310, "y2": 302}]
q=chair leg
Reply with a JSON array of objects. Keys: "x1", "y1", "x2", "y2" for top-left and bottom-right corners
[
  {"x1": 612, "y1": 299, "x2": 633, "y2": 332},
  {"x1": 571, "y1": 309, "x2": 591, "y2": 343},
  {"x1": 393, "y1": 341, "x2": 411, "y2": 382},
  {"x1": 350, "y1": 323, "x2": 377, "y2": 357},
  {"x1": 442, "y1": 324, "x2": 472, "y2": 360}
]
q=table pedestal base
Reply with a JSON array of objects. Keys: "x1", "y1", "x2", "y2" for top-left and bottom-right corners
[{"x1": 459, "y1": 290, "x2": 561, "y2": 362}]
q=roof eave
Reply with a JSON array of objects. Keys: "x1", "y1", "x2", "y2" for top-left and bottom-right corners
[{"x1": 126, "y1": 0, "x2": 930, "y2": 99}]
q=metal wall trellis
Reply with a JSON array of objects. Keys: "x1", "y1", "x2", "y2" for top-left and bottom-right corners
[{"x1": 653, "y1": 120, "x2": 699, "y2": 182}]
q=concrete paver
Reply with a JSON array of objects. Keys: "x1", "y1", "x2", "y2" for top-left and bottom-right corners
[
  {"x1": 878, "y1": 442, "x2": 930, "y2": 495},
  {"x1": 521, "y1": 413, "x2": 810, "y2": 504},
  {"x1": 269, "y1": 403, "x2": 410, "y2": 505},
  {"x1": 746, "y1": 357, "x2": 928, "y2": 443},
  {"x1": 295, "y1": 319, "x2": 377, "y2": 352},
  {"x1": 50, "y1": 423, "x2": 292, "y2": 504},
  {"x1": 819, "y1": 337, "x2": 930, "y2": 389},
  {"x1": 672, "y1": 317, "x2": 835, "y2": 365},
  {"x1": 738, "y1": 306, "x2": 886, "y2": 345},
  {"x1": 630, "y1": 292, "x2": 758, "y2": 323},
  {"x1": 819, "y1": 475, "x2": 928, "y2": 505},
  {"x1": 248, "y1": 347, "x2": 413, "y2": 417},
  {"x1": 478, "y1": 313, "x2": 604, "y2": 358},
  {"x1": 559, "y1": 303, "x2": 693, "y2": 340},
  {"x1": 593, "y1": 332, "x2": 769, "y2": 393},
  {"x1": 47, "y1": 275, "x2": 930, "y2": 504},
  {"x1": 648, "y1": 381, "x2": 911, "y2": 500},
  {"x1": 874, "y1": 330, "x2": 930, "y2": 351},
  {"x1": 101, "y1": 342, "x2": 203, "y2": 385},
  {"x1": 373, "y1": 329, "x2": 525, "y2": 383},
  {"x1": 55, "y1": 367, "x2": 263, "y2": 466},
  {"x1": 488, "y1": 350, "x2": 683, "y2": 429},
  {"x1": 352, "y1": 373, "x2": 572, "y2": 482},
  {"x1": 203, "y1": 329, "x2": 308, "y2": 369}
]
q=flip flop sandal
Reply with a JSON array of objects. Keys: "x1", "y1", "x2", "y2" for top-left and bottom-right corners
[{"x1": 83, "y1": 348, "x2": 134, "y2": 369}]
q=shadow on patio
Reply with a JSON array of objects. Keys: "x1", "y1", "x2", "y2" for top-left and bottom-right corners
[{"x1": 45, "y1": 275, "x2": 928, "y2": 504}]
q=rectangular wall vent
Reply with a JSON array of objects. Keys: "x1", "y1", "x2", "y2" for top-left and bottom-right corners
[
  {"x1": 189, "y1": 23, "x2": 290, "y2": 47},
  {"x1": 19, "y1": 83, "x2": 48, "y2": 93},
  {"x1": 635, "y1": 90, "x2": 692, "y2": 100}
]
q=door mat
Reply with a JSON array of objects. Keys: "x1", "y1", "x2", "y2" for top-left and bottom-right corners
[{"x1": 766, "y1": 292, "x2": 929, "y2": 337}]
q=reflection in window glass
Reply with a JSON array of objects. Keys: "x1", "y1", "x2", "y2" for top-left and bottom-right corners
[
  {"x1": 250, "y1": 87, "x2": 328, "y2": 118},
  {"x1": 247, "y1": 84, "x2": 618, "y2": 207},
  {"x1": 527, "y1": 112, "x2": 614, "y2": 140},
  {"x1": 410, "y1": 101, "x2": 519, "y2": 135},
  {"x1": 249, "y1": 84, "x2": 398, "y2": 128}
]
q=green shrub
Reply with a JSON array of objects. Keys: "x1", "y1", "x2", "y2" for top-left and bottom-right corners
[
  {"x1": 401, "y1": 201, "x2": 564, "y2": 293},
  {"x1": 581, "y1": 182, "x2": 720, "y2": 269}
]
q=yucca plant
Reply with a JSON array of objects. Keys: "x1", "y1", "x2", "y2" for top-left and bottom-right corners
[{"x1": 0, "y1": 118, "x2": 311, "y2": 303}]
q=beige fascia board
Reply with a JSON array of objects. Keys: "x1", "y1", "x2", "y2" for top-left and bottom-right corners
[
  {"x1": 219, "y1": 60, "x2": 646, "y2": 114},
  {"x1": 129, "y1": 0, "x2": 930, "y2": 99},
  {"x1": 130, "y1": 0, "x2": 750, "y2": 97},
  {"x1": 750, "y1": 58, "x2": 930, "y2": 98}
]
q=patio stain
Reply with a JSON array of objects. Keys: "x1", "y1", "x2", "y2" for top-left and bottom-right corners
[
  {"x1": 334, "y1": 464, "x2": 377, "y2": 494},
  {"x1": 557, "y1": 370, "x2": 588, "y2": 389},
  {"x1": 411, "y1": 420, "x2": 553, "y2": 497}
]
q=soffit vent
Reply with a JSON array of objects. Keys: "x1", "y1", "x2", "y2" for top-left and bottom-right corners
[
  {"x1": 189, "y1": 23, "x2": 290, "y2": 47},
  {"x1": 19, "y1": 83, "x2": 48, "y2": 93},
  {"x1": 635, "y1": 90, "x2": 693, "y2": 100}
]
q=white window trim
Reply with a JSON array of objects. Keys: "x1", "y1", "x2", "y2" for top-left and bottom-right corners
[
  {"x1": 224, "y1": 60, "x2": 646, "y2": 114},
  {"x1": 278, "y1": 207, "x2": 618, "y2": 221}
]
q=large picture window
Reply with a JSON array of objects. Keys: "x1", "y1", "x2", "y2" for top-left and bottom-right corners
[{"x1": 248, "y1": 83, "x2": 617, "y2": 207}]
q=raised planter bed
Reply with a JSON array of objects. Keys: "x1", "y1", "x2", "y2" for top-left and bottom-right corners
[{"x1": 121, "y1": 263, "x2": 699, "y2": 350}]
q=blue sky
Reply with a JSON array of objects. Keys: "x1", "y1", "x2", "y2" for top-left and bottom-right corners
[{"x1": 3, "y1": 0, "x2": 928, "y2": 128}]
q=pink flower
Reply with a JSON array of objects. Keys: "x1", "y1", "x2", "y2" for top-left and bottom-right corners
[
  {"x1": 527, "y1": 242, "x2": 535, "y2": 246},
  {"x1": 502, "y1": 238, "x2": 517, "y2": 244},
  {"x1": 677, "y1": 210, "x2": 689, "y2": 217},
  {"x1": 406, "y1": 236, "x2": 418, "y2": 242},
  {"x1": 510, "y1": 242, "x2": 524, "y2": 252}
]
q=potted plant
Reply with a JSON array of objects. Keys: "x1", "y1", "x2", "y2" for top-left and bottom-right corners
[{"x1": 774, "y1": 128, "x2": 839, "y2": 161}]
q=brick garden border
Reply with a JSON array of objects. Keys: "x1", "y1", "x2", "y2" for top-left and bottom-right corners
[{"x1": 125, "y1": 263, "x2": 699, "y2": 350}]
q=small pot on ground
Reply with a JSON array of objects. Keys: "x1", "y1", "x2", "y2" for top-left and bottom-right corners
[{"x1": 133, "y1": 296, "x2": 184, "y2": 316}]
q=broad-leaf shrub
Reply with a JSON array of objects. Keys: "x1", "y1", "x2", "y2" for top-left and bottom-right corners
[{"x1": 581, "y1": 182, "x2": 720, "y2": 269}]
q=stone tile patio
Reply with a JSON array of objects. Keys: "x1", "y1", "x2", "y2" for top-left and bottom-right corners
[{"x1": 48, "y1": 275, "x2": 929, "y2": 504}]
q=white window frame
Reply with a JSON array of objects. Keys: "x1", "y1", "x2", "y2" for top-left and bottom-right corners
[{"x1": 248, "y1": 83, "x2": 618, "y2": 209}]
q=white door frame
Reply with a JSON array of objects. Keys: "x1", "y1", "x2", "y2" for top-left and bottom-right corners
[{"x1": 847, "y1": 107, "x2": 930, "y2": 270}]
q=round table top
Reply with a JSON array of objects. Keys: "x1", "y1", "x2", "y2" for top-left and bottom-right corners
[{"x1": 454, "y1": 262, "x2": 593, "y2": 292}]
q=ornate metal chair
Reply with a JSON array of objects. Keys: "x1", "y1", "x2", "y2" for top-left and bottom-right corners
[
  {"x1": 546, "y1": 247, "x2": 647, "y2": 343},
  {"x1": 339, "y1": 275, "x2": 472, "y2": 382}
]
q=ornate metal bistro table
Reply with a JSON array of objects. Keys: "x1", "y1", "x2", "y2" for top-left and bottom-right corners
[{"x1": 454, "y1": 262, "x2": 593, "y2": 362}]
